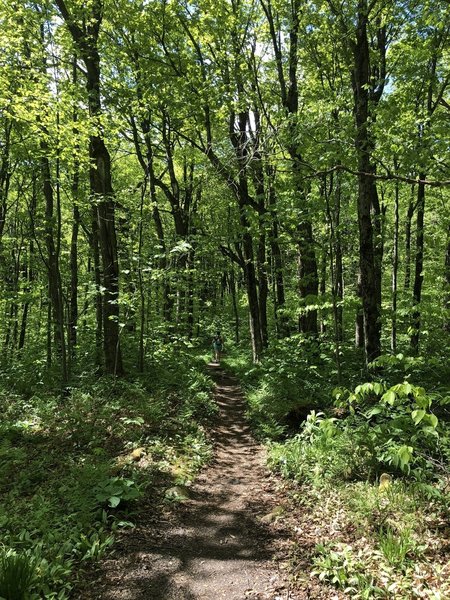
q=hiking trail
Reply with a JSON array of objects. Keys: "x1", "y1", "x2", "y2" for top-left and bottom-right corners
[{"x1": 77, "y1": 365, "x2": 315, "y2": 599}]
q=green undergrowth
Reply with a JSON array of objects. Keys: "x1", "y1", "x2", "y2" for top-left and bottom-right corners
[
  {"x1": 0, "y1": 346, "x2": 216, "y2": 598},
  {"x1": 223, "y1": 336, "x2": 343, "y2": 439},
  {"x1": 230, "y1": 343, "x2": 450, "y2": 598}
]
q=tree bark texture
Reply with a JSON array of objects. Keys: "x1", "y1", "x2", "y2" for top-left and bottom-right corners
[{"x1": 352, "y1": 0, "x2": 383, "y2": 365}]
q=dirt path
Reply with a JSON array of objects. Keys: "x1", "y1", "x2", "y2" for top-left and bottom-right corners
[{"x1": 80, "y1": 364, "x2": 305, "y2": 599}]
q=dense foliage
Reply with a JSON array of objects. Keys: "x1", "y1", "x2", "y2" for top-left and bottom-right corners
[{"x1": 0, "y1": 0, "x2": 449, "y2": 597}]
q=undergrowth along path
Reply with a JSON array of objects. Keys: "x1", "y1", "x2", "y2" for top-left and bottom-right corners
[{"x1": 79, "y1": 364, "x2": 306, "y2": 599}]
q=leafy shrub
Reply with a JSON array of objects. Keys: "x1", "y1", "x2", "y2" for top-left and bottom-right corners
[
  {"x1": 334, "y1": 380, "x2": 442, "y2": 476},
  {"x1": 94, "y1": 477, "x2": 141, "y2": 508},
  {"x1": 228, "y1": 336, "x2": 334, "y2": 439},
  {"x1": 268, "y1": 411, "x2": 368, "y2": 484},
  {"x1": 269, "y1": 379, "x2": 446, "y2": 486}
]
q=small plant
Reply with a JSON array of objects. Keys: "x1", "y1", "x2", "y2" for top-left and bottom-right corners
[
  {"x1": 77, "y1": 529, "x2": 115, "y2": 563},
  {"x1": 94, "y1": 477, "x2": 141, "y2": 508},
  {"x1": 0, "y1": 550, "x2": 36, "y2": 600},
  {"x1": 378, "y1": 527, "x2": 414, "y2": 567}
]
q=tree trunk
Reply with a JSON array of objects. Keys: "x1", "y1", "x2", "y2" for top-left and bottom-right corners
[
  {"x1": 391, "y1": 178, "x2": 400, "y2": 352},
  {"x1": 18, "y1": 178, "x2": 37, "y2": 353},
  {"x1": 69, "y1": 56, "x2": 80, "y2": 370},
  {"x1": 242, "y1": 225, "x2": 263, "y2": 362},
  {"x1": 69, "y1": 200, "x2": 79, "y2": 368},
  {"x1": 42, "y1": 150, "x2": 68, "y2": 384},
  {"x1": 444, "y1": 223, "x2": 450, "y2": 332},
  {"x1": 229, "y1": 267, "x2": 240, "y2": 343},
  {"x1": 262, "y1": 0, "x2": 318, "y2": 335},
  {"x1": 91, "y1": 206, "x2": 103, "y2": 369},
  {"x1": 334, "y1": 176, "x2": 344, "y2": 342},
  {"x1": 88, "y1": 107, "x2": 123, "y2": 374},
  {"x1": 352, "y1": 0, "x2": 383, "y2": 365},
  {"x1": 0, "y1": 120, "x2": 12, "y2": 245},
  {"x1": 138, "y1": 184, "x2": 145, "y2": 372},
  {"x1": 410, "y1": 175, "x2": 426, "y2": 351},
  {"x1": 296, "y1": 219, "x2": 319, "y2": 335},
  {"x1": 404, "y1": 194, "x2": 415, "y2": 290},
  {"x1": 55, "y1": 0, "x2": 123, "y2": 376},
  {"x1": 267, "y1": 175, "x2": 287, "y2": 337},
  {"x1": 319, "y1": 248, "x2": 327, "y2": 335}
]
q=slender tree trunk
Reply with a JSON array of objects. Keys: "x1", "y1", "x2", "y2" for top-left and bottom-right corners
[
  {"x1": 148, "y1": 165, "x2": 171, "y2": 321},
  {"x1": 267, "y1": 176, "x2": 287, "y2": 337},
  {"x1": 444, "y1": 223, "x2": 450, "y2": 332},
  {"x1": 253, "y1": 160, "x2": 268, "y2": 347},
  {"x1": 0, "y1": 120, "x2": 12, "y2": 246},
  {"x1": 262, "y1": 0, "x2": 319, "y2": 335},
  {"x1": 319, "y1": 248, "x2": 327, "y2": 335},
  {"x1": 18, "y1": 179, "x2": 37, "y2": 353},
  {"x1": 324, "y1": 174, "x2": 343, "y2": 380},
  {"x1": 42, "y1": 150, "x2": 68, "y2": 384},
  {"x1": 138, "y1": 184, "x2": 145, "y2": 372},
  {"x1": 334, "y1": 175, "x2": 344, "y2": 342},
  {"x1": 391, "y1": 178, "x2": 400, "y2": 352},
  {"x1": 410, "y1": 175, "x2": 426, "y2": 351},
  {"x1": 18, "y1": 302, "x2": 29, "y2": 352},
  {"x1": 296, "y1": 219, "x2": 319, "y2": 335},
  {"x1": 229, "y1": 267, "x2": 240, "y2": 343},
  {"x1": 243, "y1": 228, "x2": 263, "y2": 362},
  {"x1": 257, "y1": 232, "x2": 269, "y2": 347},
  {"x1": 404, "y1": 193, "x2": 415, "y2": 290},
  {"x1": 19, "y1": 241, "x2": 34, "y2": 353},
  {"x1": 4, "y1": 233, "x2": 22, "y2": 360},
  {"x1": 69, "y1": 56, "x2": 80, "y2": 373},
  {"x1": 186, "y1": 249, "x2": 195, "y2": 339},
  {"x1": 91, "y1": 207, "x2": 103, "y2": 369},
  {"x1": 46, "y1": 296, "x2": 52, "y2": 368},
  {"x1": 69, "y1": 201, "x2": 79, "y2": 365}
]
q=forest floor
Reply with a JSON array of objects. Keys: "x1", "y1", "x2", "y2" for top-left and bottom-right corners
[{"x1": 75, "y1": 364, "x2": 339, "y2": 600}]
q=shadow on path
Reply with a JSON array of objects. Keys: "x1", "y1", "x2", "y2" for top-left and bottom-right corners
[{"x1": 78, "y1": 364, "x2": 295, "y2": 600}]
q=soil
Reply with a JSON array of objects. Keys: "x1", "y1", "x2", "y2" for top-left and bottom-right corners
[{"x1": 76, "y1": 364, "x2": 327, "y2": 600}]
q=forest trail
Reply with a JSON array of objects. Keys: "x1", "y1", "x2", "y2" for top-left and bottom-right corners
[{"x1": 79, "y1": 364, "x2": 305, "y2": 600}]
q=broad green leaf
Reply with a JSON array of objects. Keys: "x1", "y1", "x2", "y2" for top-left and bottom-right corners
[
  {"x1": 382, "y1": 390, "x2": 396, "y2": 405},
  {"x1": 411, "y1": 409, "x2": 426, "y2": 425},
  {"x1": 428, "y1": 414, "x2": 438, "y2": 428},
  {"x1": 108, "y1": 496, "x2": 121, "y2": 508}
]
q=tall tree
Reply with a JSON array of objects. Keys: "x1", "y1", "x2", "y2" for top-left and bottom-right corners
[
  {"x1": 260, "y1": 0, "x2": 319, "y2": 335},
  {"x1": 54, "y1": 0, "x2": 123, "y2": 375}
]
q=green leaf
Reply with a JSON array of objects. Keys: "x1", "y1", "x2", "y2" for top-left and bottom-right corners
[
  {"x1": 411, "y1": 409, "x2": 426, "y2": 425},
  {"x1": 108, "y1": 496, "x2": 121, "y2": 508},
  {"x1": 397, "y1": 445, "x2": 413, "y2": 470},
  {"x1": 428, "y1": 414, "x2": 438, "y2": 428},
  {"x1": 365, "y1": 406, "x2": 383, "y2": 418},
  {"x1": 373, "y1": 382, "x2": 384, "y2": 395},
  {"x1": 382, "y1": 390, "x2": 396, "y2": 405}
]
